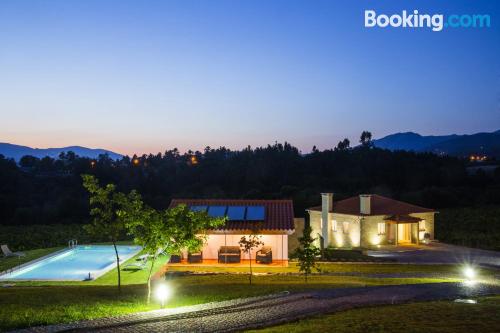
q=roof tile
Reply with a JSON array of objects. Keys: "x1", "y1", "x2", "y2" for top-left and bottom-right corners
[{"x1": 308, "y1": 194, "x2": 434, "y2": 216}]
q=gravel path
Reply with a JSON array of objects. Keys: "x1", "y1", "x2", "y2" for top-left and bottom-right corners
[{"x1": 12, "y1": 282, "x2": 500, "y2": 333}]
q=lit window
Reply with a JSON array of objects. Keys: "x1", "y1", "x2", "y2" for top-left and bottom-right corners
[
  {"x1": 343, "y1": 221, "x2": 350, "y2": 234},
  {"x1": 332, "y1": 220, "x2": 338, "y2": 232},
  {"x1": 419, "y1": 220, "x2": 426, "y2": 231},
  {"x1": 377, "y1": 222, "x2": 386, "y2": 235}
]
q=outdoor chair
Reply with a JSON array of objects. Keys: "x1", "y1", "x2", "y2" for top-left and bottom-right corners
[
  {"x1": 188, "y1": 251, "x2": 203, "y2": 263},
  {"x1": 122, "y1": 256, "x2": 148, "y2": 271},
  {"x1": 1, "y1": 245, "x2": 25, "y2": 258},
  {"x1": 169, "y1": 253, "x2": 183, "y2": 263},
  {"x1": 218, "y1": 246, "x2": 241, "y2": 263},
  {"x1": 255, "y1": 246, "x2": 272, "y2": 264}
]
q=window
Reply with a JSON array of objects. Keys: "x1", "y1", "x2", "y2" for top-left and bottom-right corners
[
  {"x1": 332, "y1": 220, "x2": 338, "y2": 232},
  {"x1": 419, "y1": 220, "x2": 426, "y2": 231},
  {"x1": 343, "y1": 221, "x2": 350, "y2": 234},
  {"x1": 377, "y1": 222, "x2": 386, "y2": 235}
]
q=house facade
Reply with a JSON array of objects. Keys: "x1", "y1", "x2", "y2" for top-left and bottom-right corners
[
  {"x1": 307, "y1": 193, "x2": 435, "y2": 249},
  {"x1": 169, "y1": 199, "x2": 295, "y2": 264}
]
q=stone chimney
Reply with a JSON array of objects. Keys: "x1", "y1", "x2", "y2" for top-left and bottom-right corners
[
  {"x1": 359, "y1": 194, "x2": 371, "y2": 215},
  {"x1": 321, "y1": 193, "x2": 333, "y2": 245}
]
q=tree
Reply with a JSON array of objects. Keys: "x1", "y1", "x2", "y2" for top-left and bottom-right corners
[
  {"x1": 82, "y1": 174, "x2": 131, "y2": 292},
  {"x1": 293, "y1": 224, "x2": 321, "y2": 282},
  {"x1": 125, "y1": 203, "x2": 225, "y2": 303},
  {"x1": 359, "y1": 131, "x2": 373, "y2": 147},
  {"x1": 19, "y1": 155, "x2": 39, "y2": 168},
  {"x1": 239, "y1": 232, "x2": 263, "y2": 285},
  {"x1": 336, "y1": 138, "x2": 350, "y2": 151}
]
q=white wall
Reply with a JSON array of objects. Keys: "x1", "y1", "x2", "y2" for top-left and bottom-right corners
[{"x1": 200, "y1": 234, "x2": 288, "y2": 260}]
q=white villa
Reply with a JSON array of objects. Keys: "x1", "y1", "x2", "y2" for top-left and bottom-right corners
[{"x1": 307, "y1": 193, "x2": 436, "y2": 249}]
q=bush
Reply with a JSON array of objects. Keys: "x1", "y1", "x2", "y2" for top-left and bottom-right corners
[
  {"x1": 0, "y1": 224, "x2": 130, "y2": 251},
  {"x1": 436, "y1": 206, "x2": 500, "y2": 250}
]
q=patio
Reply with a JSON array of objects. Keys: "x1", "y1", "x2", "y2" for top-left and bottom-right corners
[{"x1": 167, "y1": 259, "x2": 289, "y2": 268}]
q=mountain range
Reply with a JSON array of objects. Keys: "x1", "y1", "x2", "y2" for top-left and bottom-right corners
[
  {"x1": 0, "y1": 143, "x2": 122, "y2": 161},
  {"x1": 373, "y1": 130, "x2": 500, "y2": 158},
  {"x1": 1, "y1": 129, "x2": 500, "y2": 161}
]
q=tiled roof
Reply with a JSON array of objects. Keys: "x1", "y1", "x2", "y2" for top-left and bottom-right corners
[
  {"x1": 307, "y1": 194, "x2": 434, "y2": 216},
  {"x1": 169, "y1": 199, "x2": 295, "y2": 231}
]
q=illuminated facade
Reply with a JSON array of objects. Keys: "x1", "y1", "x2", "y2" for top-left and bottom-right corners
[
  {"x1": 169, "y1": 199, "x2": 295, "y2": 263},
  {"x1": 307, "y1": 193, "x2": 435, "y2": 248}
]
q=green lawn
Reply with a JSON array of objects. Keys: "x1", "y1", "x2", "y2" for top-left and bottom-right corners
[
  {"x1": 0, "y1": 273, "x2": 458, "y2": 331},
  {"x1": 250, "y1": 296, "x2": 500, "y2": 333}
]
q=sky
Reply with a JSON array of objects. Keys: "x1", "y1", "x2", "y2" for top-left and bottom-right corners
[{"x1": 0, "y1": 0, "x2": 499, "y2": 155}]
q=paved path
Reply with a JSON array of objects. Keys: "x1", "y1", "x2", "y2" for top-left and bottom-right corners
[
  {"x1": 367, "y1": 243, "x2": 500, "y2": 267},
  {"x1": 13, "y1": 282, "x2": 500, "y2": 333}
]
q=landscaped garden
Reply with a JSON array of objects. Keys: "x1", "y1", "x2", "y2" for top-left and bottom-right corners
[
  {"x1": 1, "y1": 175, "x2": 498, "y2": 332},
  {"x1": 1, "y1": 245, "x2": 497, "y2": 331}
]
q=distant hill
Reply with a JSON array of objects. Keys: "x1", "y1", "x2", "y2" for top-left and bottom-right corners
[
  {"x1": 0, "y1": 143, "x2": 123, "y2": 161},
  {"x1": 373, "y1": 130, "x2": 500, "y2": 158}
]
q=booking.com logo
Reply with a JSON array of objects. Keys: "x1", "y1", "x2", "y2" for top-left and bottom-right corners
[{"x1": 365, "y1": 10, "x2": 491, "y2": 32}]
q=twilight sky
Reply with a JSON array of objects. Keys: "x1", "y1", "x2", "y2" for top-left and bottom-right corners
[{"x1": 0, "y1": 0, "x2": 499, "y2": 156}]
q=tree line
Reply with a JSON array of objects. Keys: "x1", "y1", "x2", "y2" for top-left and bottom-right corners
[{"x1": 1, "y1": 133, "x2": 499, "y2": 228}]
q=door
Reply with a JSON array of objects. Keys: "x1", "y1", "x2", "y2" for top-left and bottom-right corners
[{"x1": 397, "y1": 224, "x2": 412, "y2": 244}]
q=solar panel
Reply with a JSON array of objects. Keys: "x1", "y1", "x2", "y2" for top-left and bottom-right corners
[
  {"x1": 246, "y1": 206, "x2": 265, "y2": 220},
  {"x1": 190, "y1": 205, "x2": 207, "y2": 212},
  {"x1": 207, "y1": 205, "x2": 227, "y2": 218},
  {"x1": 226, "y1": 206, "x2": 246, "y2": 220}
]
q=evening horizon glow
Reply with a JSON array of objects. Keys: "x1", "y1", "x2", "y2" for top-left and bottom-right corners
[{"x1": 1, "y1": 0, "x2": 499, "y2": 156}]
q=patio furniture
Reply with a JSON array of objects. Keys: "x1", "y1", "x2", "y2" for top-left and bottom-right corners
[
  {"x1": 188, "y1": 251, "x2": 203, "y2": 263},
  {"x1": 218, "y1": 246, "x2": 241, "y2": 263},
  {"x1": 136, "y1": 254, "x2": 150, "y2": 261},
  {"x1": 169, "y1": 254, "x2": 183, "y2": 263},
  {"x1": 123, "y1": 256, "x2": 148, "y2": 271},
  {"x1": 1, "y1": 245, "x2": 25, "y2": 258},
  {"x1": 256, "y1": 246, "x2": 272, "y2": 264}
]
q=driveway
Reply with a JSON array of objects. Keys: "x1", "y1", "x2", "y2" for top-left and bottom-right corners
[{"x1": 367, "y1": 242, "x2": 500, "y2": 267}]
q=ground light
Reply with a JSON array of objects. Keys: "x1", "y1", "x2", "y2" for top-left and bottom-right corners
[
  {"x1": 464, "y1": 266, "x2": 476, "y2": 280},
  {"x1": 463, "y1": 266, "x2": 477, "y2": 287},
  {"x1": 155, "y1": 283, "x2": 172, "y2": 309}
]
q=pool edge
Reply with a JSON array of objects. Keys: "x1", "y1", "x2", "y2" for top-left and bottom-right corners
[
  {"x1": 0, "y1": 245, "x2": 142, "y2": 281},
  {"x1": 0, "y1": 247, "x2": 70, "y2": 278}
]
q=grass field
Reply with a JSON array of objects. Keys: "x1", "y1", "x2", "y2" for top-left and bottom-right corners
[
  {"x1": 250, "y1": 296, "x2": 500, "y2": 333},
  {"x1": 0, "y1": 246, "x2": 495, "y2": 332}
]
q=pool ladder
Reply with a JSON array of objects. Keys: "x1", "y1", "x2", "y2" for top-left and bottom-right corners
[{"x1": 68, "y1": 239, "x2": 78, "y2": 248}]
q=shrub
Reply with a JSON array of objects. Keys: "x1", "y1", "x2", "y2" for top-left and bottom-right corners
[{"x1": 0, "y1": 224, "x2": 129, "y2": 251}]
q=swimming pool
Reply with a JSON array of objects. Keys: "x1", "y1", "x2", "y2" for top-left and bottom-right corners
[{"x1": 0, "y1": 245, "x2": 142, "y2": 281}]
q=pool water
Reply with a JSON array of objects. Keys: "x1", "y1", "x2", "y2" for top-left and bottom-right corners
[{"x1": 0, "y1": 245, "x2": 142, "y2": 281}]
